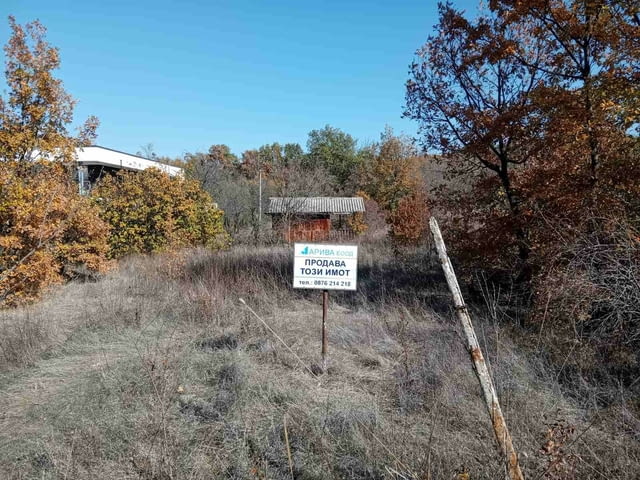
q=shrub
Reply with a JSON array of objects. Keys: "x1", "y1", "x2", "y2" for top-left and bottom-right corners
[
  {"x1": 92, "y1": 168, "x2": 229, "y2": 258},
  {"x1": 388, "y1": 191, "x2": 430, "y2": 246},
  {"x1": 345, "y1": 191, "x2": 369, "y2": 235},
  {"x1": 0, "y1": 161, "x2": 111, "y2": 305},
  {"x1": 531, "y1": 217, "x2": 640, "y2": 389}
]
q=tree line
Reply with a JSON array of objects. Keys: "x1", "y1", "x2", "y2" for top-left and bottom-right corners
[
  {"x1": 170, "y1": 124, "x2": 428, "y2": 244},
  {"x1": 0, "y1": 16, "x2": 429, "y2": 305}
]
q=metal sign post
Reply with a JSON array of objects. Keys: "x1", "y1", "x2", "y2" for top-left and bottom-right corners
[
  {"x1": 293, "y1": 243, "x2": 358, "y2": 373},
  {"x1": 322, "y1": 289, "x2": 328, "y2": 372}
]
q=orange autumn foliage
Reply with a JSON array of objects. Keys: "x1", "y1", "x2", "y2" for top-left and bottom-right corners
[
  {"x1": 406, "y1": 0, "x2": 640, "y2": 269},
  {"x1": 388, "y1": 191, "x2": 430, "y2": 246},
  {"x1": 345, "y1": 191, "x2": 369, "y2": 235},
  {"x1": 361, "y1": 128, "x2": 423, "y2": 213},
  {"x1": 406, "y1": 0, "x2": 640, "y2": 383},
  {"x1": 0, "y1": 161, "x2": 111, "y2": 305},
  {"x1": 0, "y1": 17, "x2": 109, "y2": 305}
]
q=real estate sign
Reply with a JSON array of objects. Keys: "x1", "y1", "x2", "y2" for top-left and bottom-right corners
[{"x1": 293, "y1": 243, "x2": 358, "y2": 291}]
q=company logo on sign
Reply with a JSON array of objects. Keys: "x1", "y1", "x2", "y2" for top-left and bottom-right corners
[{"x1": 297, "y1": 246, "x2": 354, "y2": 257}]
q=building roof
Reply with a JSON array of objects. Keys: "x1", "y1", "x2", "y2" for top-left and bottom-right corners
[
  {"x1": 76, "y1": 145, "x2": 183, "y2": 177},
  {"x1": 267, "y1": 197, "x2": 365, "y2": 214},
  {"x1": 32, "y1": 145, "x2": 183, "y2": 177}
]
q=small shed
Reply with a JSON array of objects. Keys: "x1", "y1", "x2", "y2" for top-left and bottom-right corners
[{"x1": 266, "y1": 197, "x2": 365, "y2": 242}]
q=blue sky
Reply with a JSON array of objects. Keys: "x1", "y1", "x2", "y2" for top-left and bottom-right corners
[{"x1": 1, "y1": 0, "x2": 479, "y2": 158}]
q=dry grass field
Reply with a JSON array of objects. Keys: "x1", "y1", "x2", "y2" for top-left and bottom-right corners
[{"x1": 1, "y1": 244, "x2": 638, "y2": 479}]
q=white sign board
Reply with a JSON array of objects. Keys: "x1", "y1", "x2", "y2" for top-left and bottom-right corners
[{"x1": 293, "y1": 243, "x2": 358, "y2": 291}]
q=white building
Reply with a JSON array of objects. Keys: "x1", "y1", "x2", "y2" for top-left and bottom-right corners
[
  {"x1": 76, "y1": 146, "x2": 182, "y2": 176},
  {"x1": 75, "y1": 145, "x2": 183, "y2": 193}
]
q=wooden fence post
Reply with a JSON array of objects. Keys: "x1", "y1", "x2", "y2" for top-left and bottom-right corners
[{"x1": 429, "y1": 217, "x2": 524, "y2": 480}]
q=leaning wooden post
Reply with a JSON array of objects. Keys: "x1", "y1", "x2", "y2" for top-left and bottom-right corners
[{"x1": 429, "y1": 217, "x2": 524, "y2": 480}]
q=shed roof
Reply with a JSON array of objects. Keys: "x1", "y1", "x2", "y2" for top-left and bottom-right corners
[{"x1": 267, "y1": 197, "x2": 365, "y2": 214}]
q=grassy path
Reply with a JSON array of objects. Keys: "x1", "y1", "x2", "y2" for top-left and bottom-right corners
[{"x1": 0, "y1": 347, "x2": 128, "y2": 436}]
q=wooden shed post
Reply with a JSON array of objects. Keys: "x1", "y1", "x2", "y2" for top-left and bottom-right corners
[{"x1": 429, "y1": 217, "x2": 524, "y2": 480}]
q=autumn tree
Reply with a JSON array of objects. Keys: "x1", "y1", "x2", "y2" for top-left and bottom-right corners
[
  {"x1": 477, "y1": 0, "x2": 640, "y2": 258},
  {"x1": 0, "y1": 17, "x2": 98, "y2": 168},
  {"x1": 405, "y1": 0, "x2": 640, "y2": 262},
  {"x1": 184, "y1": 144, "x2": 237, "y2": 192},
  {"x1": 405, "y1": 3, "x2": 548, "y2": 263},
  {"x1": 387, "y1": 191, "x2": 430, "y2": 246},
  {"x1": 406, "y1": 1, "x2": 640, "y2": 384},
  {"x1": 238, "y1": 143, "x2": 281, "y2": 180},
  {"x1": 0, "y1": 162, "x2": 111, "y2": 305},
  {"x1": 184, "y1": 145, "x2": 266, "y2": 240},
  {"x1": 490, "y1": 0, "x2": 640, "y2": 189},
  {"x1": 0, "y1": 17, "x2": 109, "y2": 305},
  {"x1": 360, "y1": 127, "x2": 423, "y2": 212},
  {"x1": 483, "y1": 1, "x2": 640, "y2": 376},
  {"x1": 406, "y1": 1, "x2": 639, "y2": 264}
]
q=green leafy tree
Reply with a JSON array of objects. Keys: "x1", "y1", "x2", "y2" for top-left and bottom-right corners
[
  {"x1": 306, "y1": 125, "x2": 360, "y2": 191},
  {"x1": 246, "y1": 142, "x2": 334, "y2": 197},
  {"x1": 92, "y1": 169, "x2": 228, "y2": 258}
]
